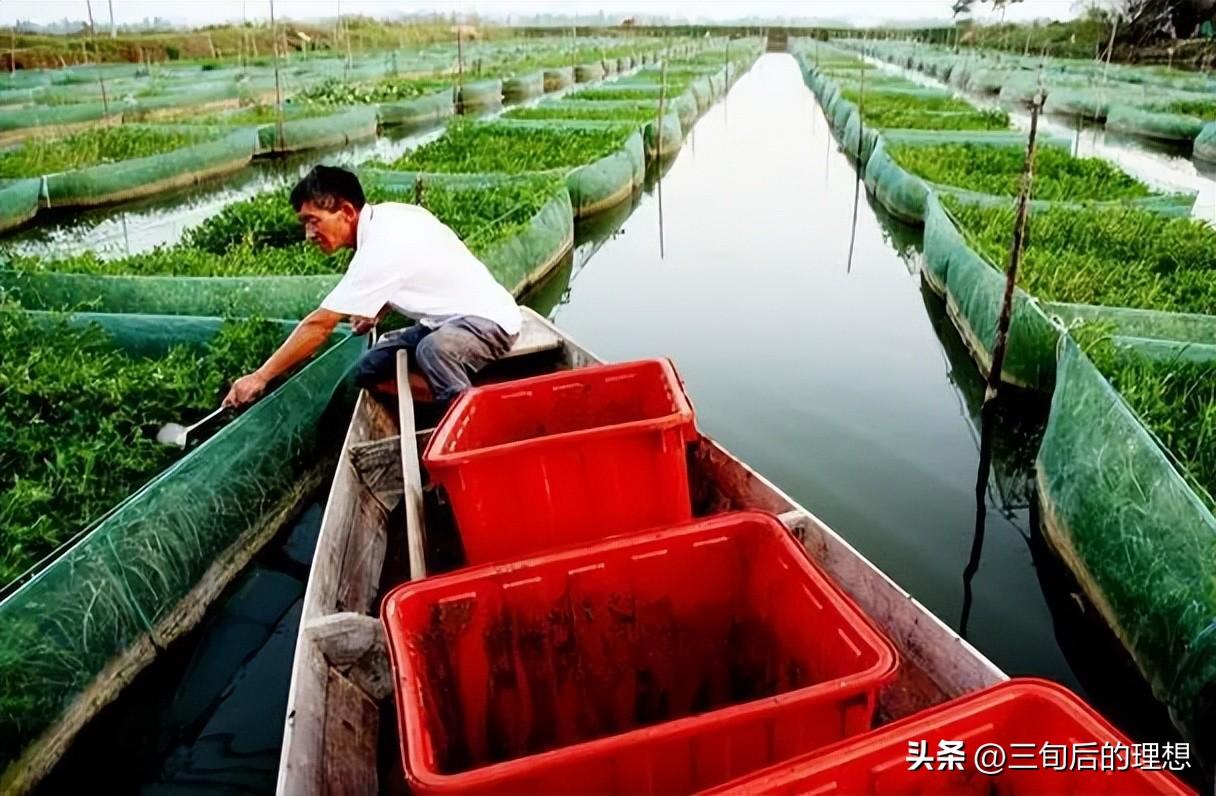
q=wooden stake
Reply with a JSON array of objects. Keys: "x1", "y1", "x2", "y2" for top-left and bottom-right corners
[
  {"x1": 985, "y1": 89, "x2": 1045, "y2": 402},
  {"x1": 455, "y1": 14, "x2": 464, "y2": 112},
  {"x1": 270, "y1": 0, "x2": 286, "y2": 152},
  {"x1": 845, "y1": 58, "x2": 865, "y2": 274},
  {"x1": 1102, "y1": 14, "x2": 1118, "y2": 78},
  {"x1": 654, "y1": 58, "x2": 667, "y2": 162}
]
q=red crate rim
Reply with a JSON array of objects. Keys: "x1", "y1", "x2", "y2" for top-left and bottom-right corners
[
  {"x1": 382, "y1": 510, "x2": 901, "y2": 792},
  {"x1": 700, "y1": 678, "x2": 1197, "y2": 795},
  {"x1": 423, "y1": 358, "x2": 697, "y2": 466}
]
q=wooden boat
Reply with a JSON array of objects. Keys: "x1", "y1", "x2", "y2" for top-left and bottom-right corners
[{"x1": 276, "y1": 307, "x2": 1007, "y2": 794}]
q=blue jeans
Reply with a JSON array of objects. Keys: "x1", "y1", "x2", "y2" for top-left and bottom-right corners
[{"x1": 354, "y1": 316, "x2": 516, "y2": 402}]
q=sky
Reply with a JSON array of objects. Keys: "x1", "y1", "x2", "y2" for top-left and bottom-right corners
[{"x1": 1, "y1": 0, "x2": 1085, "y2": 28}]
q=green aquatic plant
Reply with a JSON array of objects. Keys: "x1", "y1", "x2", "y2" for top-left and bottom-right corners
[
  {"x1": 0, "y1": 312, "x2": 285, "y2": 585},
  {"x1": 12, "y1": 174, "x2": 564, "y2": 277},
  {"x1": 503, "y1": 103, "x2": 659, "y2": 123},
  {"x1": 891, "y1": 143, "x2": 1154, "y2": 202},
  {"x1": 390, "y1": 120, "x2": 632, "y2": 173},
  {"x1": 1082, "y1": 335, "x2": 1216, "y2": 510},
  {"x1": 946, "y1": 198, "x2": 1216, "y2": 315},
  {"x1": 296, "y1": 75, "x2": 452, "y2": 106},
  {"x1": 0, "y1": 126, "x2": 211, "y2": 177}
]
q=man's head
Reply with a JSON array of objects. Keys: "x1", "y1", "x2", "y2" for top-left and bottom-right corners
[{"x1": 290, "y1": 165, "x2": 366, "y2": 254}]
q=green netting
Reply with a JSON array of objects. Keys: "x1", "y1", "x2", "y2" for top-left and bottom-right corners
[
  {"x1": 0, "y1": 179, "x2": 40, "y2": 234},
  {"x1": 566, "y1": 127, "x2": 645, "y2": 216},
  {"x1": 456, "y1": 78, "x2": 502, "y2": 108},
  {"x1": 861, "y1": 130, "x2": 1193, "y2": 225},
  {"x1": 1037, "y1": 335, "x2": 1216, "y2": 749},
  {"x1": 922, "y1": 192, "x2": 1064, "y2": 389},
  {"x1": 3, "y1": 173, "x2": 574, "y2": 317},
  {"x1": 0, "y1": 312, "x2": 362, "y2": 786},
  {"x1": 0, "y1": 271, "x2": 342, "y2": 318},
  {"x1": 502, "y1": 71, "x2": 545, "y2": 102},
  {"x1": 253, "y1": 106, "x2": 378, "y2": 154},
  {"x1": 377, "y1": 88, "x2": 454, "y2": 127},
  {"x1": 490, "y1": 119, "x2": 645, "y2": 218},
  {"x1": 361, "y1": 172, "x2": 575, "y2": 294},
  {"x1": 41, "y1": 126, "x2": 256, "y2": 210},
  {"x1": 922, "y1": 192, "x2": 1216, "y2": 390},
  {"x1": 1106, "y1": 104, "x2": 1208, "y2": 143},
  {"x1": 0, "y1": 102, "x2": 121, "y2": 140},
  {"x1": 390, "y1": 118, "x2": 645, "y2": 220},
  {"x1": 1194, "y1": 122, "x2": 1216, "y2": 163},
  {"x1": 504, "y1": 101, "x2": 684, "y2": 159},
  {"x1": 862, "y1": 131, "x2": 1061, "y2": 224},
  {"x1": 1048, "y1": 303, "x2": 1216, "y2": 346},
  {"x1": 543, "y1": 67, "x2": 574, "y2": 92},
  {"x1": 125, "y1": 79, "x2": 276, "y2": 121},
  {"x1": 575, "y1": 62, "x2": 605, "y2": 83}
]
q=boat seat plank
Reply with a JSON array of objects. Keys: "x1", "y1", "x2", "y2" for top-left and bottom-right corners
[
  {"x1": 306, "y1": 612, "x2": 383, "y2": 667},
  {"x1": 510, "y1": 310, "x2": 564, "y2": 358}
]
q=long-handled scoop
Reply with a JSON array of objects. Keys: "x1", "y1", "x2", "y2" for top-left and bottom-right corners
[{"x1": 156, "y1": 406, "x2": 229, "y2": 448}]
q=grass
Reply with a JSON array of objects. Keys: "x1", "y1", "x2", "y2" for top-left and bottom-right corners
[
  {"x1": 889, "y1": 142, "x2": 1155, "y2": 202},
  {"x1": 390, "y1": 120, "x2": 632, "y2": 173},
  {"x1": 0, "y1": 312, "x2": 285, "y2": 586},
  {"x1": 946, "y1": 198, "x2": 1216, "y2": 314},
  {"x1": 0, "y1": 126, "x2": 210, "y2": 177},
  {"x1": 14, "y1": 173, "x2": 565, "y2": 276}
]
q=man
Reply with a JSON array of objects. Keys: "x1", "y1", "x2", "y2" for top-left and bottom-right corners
[{"x1": 223, "y1": 165, "x2": 521, "y2": 408}]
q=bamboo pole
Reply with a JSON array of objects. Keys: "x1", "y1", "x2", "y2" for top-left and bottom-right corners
[
  {"x1": 985, "y1": 88, "x2": 1045, "y2": 402},
  {"x1": 108, "y1": 0, "x2": 116, "y2": 38}
]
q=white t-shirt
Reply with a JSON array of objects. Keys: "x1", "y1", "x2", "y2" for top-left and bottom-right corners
[{"x1": 320, "y1": 202, "x2": 522, "y2": 335}]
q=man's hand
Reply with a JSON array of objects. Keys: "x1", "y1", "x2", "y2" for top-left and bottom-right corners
[
  {"x1": 223, "y1": 372, "x2": 269, "y2": 408},
  {"x1": 351, "y1": 315, "x2": 377, "y2": 335}
]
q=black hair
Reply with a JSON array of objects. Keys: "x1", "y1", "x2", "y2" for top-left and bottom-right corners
[{"x1": 290, "y1": 164, "x2": 366, "y2": 212}]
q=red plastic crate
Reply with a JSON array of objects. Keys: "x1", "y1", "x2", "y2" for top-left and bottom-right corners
[
  {"x1": 701, "y1": 678, "x2": 1196, "y2": 795},
  {"x1": 423, "y1": 359, "x2": 698, "y2": 565},
  {"x1": 382, "y1": 511, "x2": 900, "y2": 795}
]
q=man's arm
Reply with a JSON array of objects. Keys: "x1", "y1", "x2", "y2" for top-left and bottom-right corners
[{"x1": 223, "y1": 308, "x2": 343, "y2": 407}]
